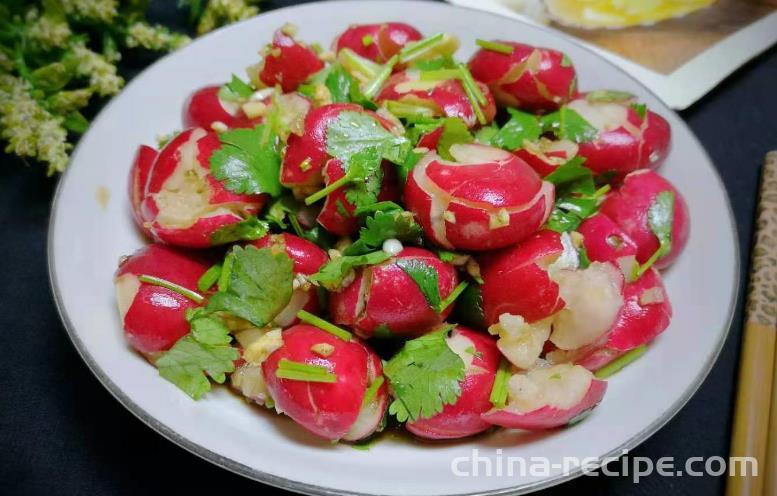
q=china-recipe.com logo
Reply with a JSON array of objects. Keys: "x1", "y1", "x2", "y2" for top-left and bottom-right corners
[{"x1": 450, "y1": 449, "x2": 757, "y2": 483}]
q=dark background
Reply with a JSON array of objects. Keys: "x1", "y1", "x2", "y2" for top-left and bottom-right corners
[{"x1": 1, "y1": 0, "x2": 774, "y2": 494}]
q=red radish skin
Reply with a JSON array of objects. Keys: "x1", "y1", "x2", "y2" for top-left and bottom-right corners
[
  {"x1": 262, "y1": 325, "x2": 387, "y2": 441},
  {"x1": 468, "y1": 42, "x2": 577, "y2": 112},
  {"x1": 280, "y1": 104, "x2": 396, "y2": 188},
  {"x1": 334, "y1": 23, "x2": 422, "y2": 64},
  {"x1": 376, "y1": 71, "x2": 497, "y2": 129},
  {"x1": 575, "y1": 268, "x2": 672, "y2": 370},
  {"x1": 252, "y1": 233, "x2": 328, "y2": 275},
  {"x1": 259, "y1": 29, "x2": 324, "y2": 93},
  {"x1": 251, "y1": 233, "x2": 328, "y2": 326},
  {"x1": 317, "y1": 160, "x2": 400, "y2": 236},
  {"x1": 329, "y1": 248, "x2": 459, "y2": 338},
  {"x1": 482, "y1": 375, "x2": 607, "y2": 430},
  {"x1": 564, "y1": 96, "x2": 672, "y2": 176},
  {"x1": 182, "y1": 85, "x2": 258, "y2": 130},
  {"x1": 129, "y1": 144, "x2": 158, "y2": 235},
  {"x1": 577, "y1": 213, "x2": 639, "y2": 264},
  {"x1": 600, "y1": 169, "x2": 690, "y2": 269},
  {"x1": 479, "y1": 230, "x2": 565, "y2": 325},
  {"x1": 140, "y1": 128, "x2": 268, "y2": 248},
  {"x1": 114, "y1": 245, "x2": 209, "y2": 355},
  {"x1": 407, "y1": 327, "x2": 501, "y2": 439},
  {"x1": 514, "y1": 138, "x2": 578, "y2": 178},
  {"x1": 404, "y1": 144, "x2": 554, "y2": 251},
  {"x1": 416, "y1": 126, "x2": 444, "y2": 151}
]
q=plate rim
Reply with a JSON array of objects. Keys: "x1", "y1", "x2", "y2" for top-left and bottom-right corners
[{"x1": 47, "y1": 1, "x2": 741, "y2": 494}]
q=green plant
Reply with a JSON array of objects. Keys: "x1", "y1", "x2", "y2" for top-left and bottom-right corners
[{"x1": 0, "y1": 0, "x2": 261, "y2": 176}]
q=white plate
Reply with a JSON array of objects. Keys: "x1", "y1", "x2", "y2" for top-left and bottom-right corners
[{"x1": 48, "y1": 1, "x2": 739, "y2": 495}]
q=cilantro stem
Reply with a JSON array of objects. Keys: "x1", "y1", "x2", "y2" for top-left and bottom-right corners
[
  {"x1": 460, "y1": 79, "x2": 487, "y2": 126},
  {"x1": 457, "y1": 64, "x2": 487, "y2": 125},
  {"x1": 385, "y1": 100, "x2": 436, "y2": 119},
  {"x1": 276, "y1": 359, "x2": 338, "y2": 383},
  {"x1": 399, "y1": 33, "x2": 445, "y2": 63},
  {"x1": 632, "y1": 245, "x2": 665, "y2": 280},
  {"x1": 594, "y1": 345, "x2": 648, "y2": 379},
  {"x1": 489, "y1": 359, "x2": 512, "y2": 408},
  {"x1": 138, "y1": 275, "x2": 204, "y2": 304},
  {"x1": 339, "y1": 48, "x2": 382, "y2": 81},
  {"x1": 296, "y1": 310, "x2": 353, "y2": 341},
  {"x1": 362, "y1": 376, "x2": 385, "y2": 407},
  {"x1": 288, "y1": 212, "x2": 305, "y2": 238},
  {"x1": 457, "y1": 64, "x2": 488, "y2": 106},
  {"x1": 437, "y1": 281, "x2": 469, "y2": 313},
  {"x1": 197, "y1": 264, "x2": 222, "y2": 293},
  {"x1": 475, "y1": 39, "x2": 515, "y2": 55},
  {"x1": 218, "y1": 252, "x2": 234, "y2": 292},
  {"x1": 593, "y1": 184, "x2": 611, "y2": 198},
  {"x1": 419, "y1": 69, "x2": 461, "y2": 81},
  {"x1": 363, "y1": 54, "x2": 399, "y2": 99},
  {"x1": 304, "y1": 174, "x2": 352, "y2": 205}
]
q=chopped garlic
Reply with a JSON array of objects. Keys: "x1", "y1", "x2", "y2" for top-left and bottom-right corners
[
  {"x1": 241, "y1": 100, "x2": 267, "y2": 119},
  {"x1": 210, "y1": 121, "x2": 228, "y2": 133},
  {"x1": 244, "y1": 328, "x2": 284, "y2": 365},
  {"x1": 489, "y1": 314, "x2": 551, "y2": 369},
  {"x1": 311, "y1": 343, "x2": 335, "y2": 357},
  {"x1": 489, "y1": 208, "x2": 510, "y2": 229},
  {"x1": 382, "y1": 238, "x2": 403, "y2": 256},
  {"x1": 639, "y1": 287, "x2": 665, "y2": 305}
]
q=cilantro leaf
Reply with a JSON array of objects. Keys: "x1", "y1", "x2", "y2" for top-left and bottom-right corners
[
  {"x1": 541, "y1": 107, "x2": 598, "y2": 143},
  {"x1": 490, "y1": 108, "x2": 542, "y2": 151},
  {"x1": 474, "y1": 123, "x2": 499, "y2": 145},
  {"x1": 157, "y1": 336, "x2": 238, "y2": 400},
  {"x1": 631, "y1": 103, "x2": 647, "y2": 120},
  {"x1": 544, "y1": 156, "x2": 595, "y2": 196},
  {"x1": 210, "y1": 124, "x2": 283, "y2": 197},
  {"x1": 405, "y1": 117, "x2": 472, "y2": 160},
  {"x1": 218, "y1": 74, "x2": 253, "y2": 102},
  {"x1": 384, "y1": 327, "x2": 465, "y2": 422},
  {"x1": 345, "y1": 210, "x2": 423, "y2": 256},
  {"x1": 648, "y1": 191, "x2": 675, "y2": 248},
  {"x1": 210, "y1": 216, "x2": 270, "y2": 245},
  {"x1": 545, "y1": 208, "x2": 584, "y2": 233},
  {"x1": 410, "y1": 55, "x2": 456, "y2": 71},
  {"x1": 395, "y1": 258, "x2": 442, "y2": 311},
  {"x1": 326, "y1": 111, "x2": 411, "y2": 165},
  {"x1": 324, "y1": 63, "x2": 374, "y2": 107},
  {"x1": 634, "y1": 190, "x2": 675, "y2": 278},
  {"x1": 353, "y1": 201, "x2": 404, "y2": 216},
  {"x1": 309, "y1": 251, "x2": 391, "y2": 291},
  {"x1": 207, "y1": 246, "x2": 294, "y2": 327},
  {"x1": 186, "y1": 308, "x2": 233, "y2": 346},
  {"x1": 437, "y1": 118, "x2": 474, "y2": 160},
  {"x1": 343, "y1": 147, "x2": 385, "y2": 208},
  {"x1": 264, "y1": 195, "x2": 298, "y2": 230},
  {"x1": 544, "y1": 157, "x2": 602, "y2": 233}
]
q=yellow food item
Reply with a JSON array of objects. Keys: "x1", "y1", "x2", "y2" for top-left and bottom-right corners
[{"x1": 544, "y1": 0, "x2": 716, "y2": 28}]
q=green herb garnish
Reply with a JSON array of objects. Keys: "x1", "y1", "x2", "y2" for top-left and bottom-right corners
[
  {"x1": 209, "y1": 124, "x2": 283, "y2": 197},
  {"x1": 138, "y1": 275, "x2": 204, "y2": 304},
  {"x1": 276, "y1": 359, "x2": 337, "y2": 383},
  {"x1": 475, "y1": 39, "x2": 514, "y2": 55},
  {"x1": 296, "y1": 310, "x2": 353, "y2": 341},
  {"x1": 594, "y1": 345, "x2": 648, "y2": 379},
  {"x1": 207, "y1": 246, "x2": 294, "y2": 327},
  {"x1": 384, "y1": 326, "x2": 465, "y2": 421}
]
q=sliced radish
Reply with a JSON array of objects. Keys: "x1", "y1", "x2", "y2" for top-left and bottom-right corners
[{"x1": 482, "y1": 364, "x2": 607, "y2": 430}]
